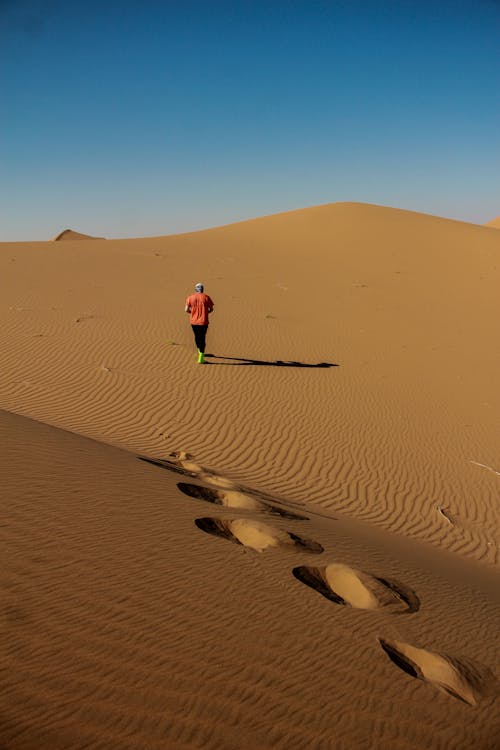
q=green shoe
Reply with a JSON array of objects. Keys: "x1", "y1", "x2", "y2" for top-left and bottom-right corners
[{"x1": 197, "y1": 351, "x2": 205, "y2": 364}]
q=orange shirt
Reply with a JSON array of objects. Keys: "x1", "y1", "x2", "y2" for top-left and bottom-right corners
[{"x1": 185, "y1": 293, "x2": 214, "y2": 325}]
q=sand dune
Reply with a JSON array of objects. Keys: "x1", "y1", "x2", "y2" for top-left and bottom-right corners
[
  {"x1": 1, "y1": 410, "x2": 499, "y2": 749},
  {"x1": 1, "y1": 202, "x2": 498, "y2": 563},
  {"x1": 485, "y1": 216, "x2": 500, "y2": 228},
  {"x1": 52, "y1": 229, "x2": 104, "y2": 241},
  {"x1": 1, "y1": 202, "x2": 500, "y2": 747}
]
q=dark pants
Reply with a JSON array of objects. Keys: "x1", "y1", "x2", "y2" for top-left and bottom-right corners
[{"x1": 191, "y1": 324, "x2": 208, "y2": 353}]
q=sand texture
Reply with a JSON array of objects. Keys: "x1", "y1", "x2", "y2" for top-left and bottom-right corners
[{"x1": 1, "y1": 203, "x2": 499, "y2": 748}]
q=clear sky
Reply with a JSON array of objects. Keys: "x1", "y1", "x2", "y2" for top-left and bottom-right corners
[{"x1": 1, "y1": 0, "x2": 499, "y2": 240}]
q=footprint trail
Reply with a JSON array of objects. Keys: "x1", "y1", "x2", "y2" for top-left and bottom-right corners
[{"x1": 139, "y1": 449, "x2": 498, "y2": 710}]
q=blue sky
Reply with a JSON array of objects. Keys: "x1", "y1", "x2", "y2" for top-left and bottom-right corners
[{"x1": 1, "y1": 0, "x2": 499, "y2": 240}]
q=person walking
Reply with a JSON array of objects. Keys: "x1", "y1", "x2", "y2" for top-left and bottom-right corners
[{"x1": 185, "y1": 282, "x2": 214, "y2": 363}]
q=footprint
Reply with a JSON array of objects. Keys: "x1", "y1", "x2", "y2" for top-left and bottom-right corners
[
  {"x1": 141, "y1": 452, "x2": 311, "y2": 516},
  {"x1": 169, "y1": 451, "x2": 289, "y2": 499},
  {"x1": 195, "y1": 517, "x2": 324, "y2": 554},
  {"x1": 169, "y1": 450, "x2": 192, "y2": 460},
  {"x1": 379, "y1": 638, "x2": 498, "y2": 706},
  {"x1": 178, "y1": 482, "x2": 309, "y2": 521},
  {"x1": 73, "y1": 313, "x2": 96, "y2": 324},
  {"x1": 166, "y1": 452, "x2": 242, "y2": 489},
  {"x1": 137, "y1": 455, "x2": 196, "y2": 478},
  {"x1": 436, "y1": 505, "x2": 456, "y2": 526},
  {"x1": 140, "y1": 454, "x2": 238, "y2": 487},
  {"x1": 292, "y1": 563, "x2": 420, "y2": 613}
]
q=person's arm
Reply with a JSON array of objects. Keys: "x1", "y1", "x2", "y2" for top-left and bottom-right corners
[{"x1": 185, "y1": 304, "x2": 190, "y2": 313}]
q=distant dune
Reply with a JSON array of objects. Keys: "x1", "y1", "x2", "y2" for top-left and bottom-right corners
[
  {"x1": 52, "y1": 228, "x2": 104, "y2": 241},
  {"x1": 485, "y1": 216, "x2": 500, "y2": 228},
  {"x1": 1, "y1": 201, "x2": 499, "y2": 748}
]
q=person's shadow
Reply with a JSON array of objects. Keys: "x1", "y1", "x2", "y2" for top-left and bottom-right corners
[{"x1": 204, "y1": 354, "x2": 338, "y2": 368}]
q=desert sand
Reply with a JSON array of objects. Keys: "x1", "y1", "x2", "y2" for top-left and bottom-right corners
[{"x1": 1, "y1": 202, "x2": 499, "y2": 748}]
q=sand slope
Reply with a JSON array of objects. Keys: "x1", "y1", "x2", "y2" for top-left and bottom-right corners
[
  {"x1": 1, "y1": 409, "x2": 499, "y2": 749},
  {"x1": 1, "y1": 202, "x2": 499, "y2": 566}
]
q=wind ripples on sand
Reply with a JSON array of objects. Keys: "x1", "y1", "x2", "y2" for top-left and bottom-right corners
[
  {"x1": 1, "y1": 315, "x2": 497, "y2": 566},
  {"x1": 3, "y1": 405, "x2": 500, "y2": 750},
  {"x1": 1, "y1": 204, "x2": 499, "y2": 569}
]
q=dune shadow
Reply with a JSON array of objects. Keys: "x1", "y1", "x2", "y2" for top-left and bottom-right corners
[{"x1": 204, "y1": 354, "x2": 338, "y2": 368}]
